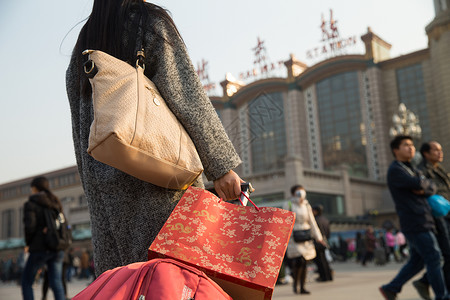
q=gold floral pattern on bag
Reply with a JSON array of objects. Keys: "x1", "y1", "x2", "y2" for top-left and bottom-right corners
[
  {"x1": 237, "y1": 247, "x2": 252, "y2": 266},
  {"x1": 166, "y1": 223, "x2": 193, "y2": 234},
  {"x1": 209, "y1": 233, "x2": 235, "y2": 247},
  {"x1": 193, "y1": 210, "x2": 218, "y2": 223}
]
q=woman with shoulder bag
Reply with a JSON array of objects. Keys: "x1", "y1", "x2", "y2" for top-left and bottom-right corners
[
  {"x1": 66, "y1": 0, "x2": 243, "y2": 276},
  {"x1": 283, "y1": 185, "x2": 325, "y2": 295}
]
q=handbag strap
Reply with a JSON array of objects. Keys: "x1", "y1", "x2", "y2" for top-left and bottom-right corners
[
  {"x1": 135, "y1": 16, "x2": 145, "y2": 69},
  {"x1": 83, "y1": 14, "x2": 146, "y2": 74}
]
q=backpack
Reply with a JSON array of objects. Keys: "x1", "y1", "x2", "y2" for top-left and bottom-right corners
[
  {"x1": 43, "y1": 207, "x2": 72, "y2": 251},
  {"x1": 72, "y1": 258, "x2": 232, "y2": 300}
]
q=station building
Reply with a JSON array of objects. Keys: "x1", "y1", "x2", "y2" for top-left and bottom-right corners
[{"x1": 211, "y1": 0, "x2": 450, "y2": 217}]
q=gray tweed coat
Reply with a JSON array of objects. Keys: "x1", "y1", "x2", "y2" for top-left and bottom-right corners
[{"x1": 66, "y1": 11, "x2": 241, "y2": 275}]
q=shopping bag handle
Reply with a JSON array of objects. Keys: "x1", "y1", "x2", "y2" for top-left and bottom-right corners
[
  {"x1": 218, "y1": 192, "x2": 260, "y2": 211},
  {"x1": 238, "y1": 191, "x2": 260, "y2": 211}
]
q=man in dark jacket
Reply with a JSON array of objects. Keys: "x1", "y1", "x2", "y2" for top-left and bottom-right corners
[
  {"x1": 412, "y1": 142, "x2": 450, "y2": 299},
  {"x1": 312, "y1": 205, "x2": 333, "y2": 281},
  {"x1": 379, "y1": 136, "x2": 449, "y2": 300}
]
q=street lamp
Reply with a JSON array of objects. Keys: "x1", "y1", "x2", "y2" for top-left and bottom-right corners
[{"x1": 389, "y1": 103, "x2": 422, "y2": 139}]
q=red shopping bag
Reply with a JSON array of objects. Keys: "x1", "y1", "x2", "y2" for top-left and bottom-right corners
[{"x1": 149, "y1": 187, "x2": 295, "y2": 300}]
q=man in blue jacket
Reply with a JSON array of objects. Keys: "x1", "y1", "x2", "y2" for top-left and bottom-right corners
[{"x1": 379, "y1": 135, "x2": 449, "y2": 300}]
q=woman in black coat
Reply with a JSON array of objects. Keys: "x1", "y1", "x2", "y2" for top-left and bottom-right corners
[{"x1": 21, "y1": 176, "x2": 65, "y2": 300}]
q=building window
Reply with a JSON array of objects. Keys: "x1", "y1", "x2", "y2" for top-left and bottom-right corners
[
  {"x1": 59, "y1": 174, "x2": 76, "y2": 187},
  {"x1": 248, "y1": 92, "x2": 286, "y2": 173},
  {"x1": 18, "y1": 207, "x2": 24, "y2": 238},
  {"x1": 20, "y1": 184, "x2": 30, "y2": 196},
  {"x1": 307, "y1": 192, "x2": 345, "y2": 216},
  {"x1": 2, "y1": 187, "x2": 18, "y2": 200},
  {"x1": 61, "y1": 196, "x2": 74, "y2": 203},
  {"x1": 396, "y1": 63, "x2": 430, "y2": 142},
  {"x1": 2, "y1": 209, "x2": 15, "y2": 239},
  {"x1": 316, "y1": 71, "x2": 368, "y2": 177},
  {"x1": 250, "y1": 192, "x2": 284, "y2": 205},
  {"x1": 79, "y1": 195, "x2": 87, "y2": 206},
  {"x1": 72, "y1": 222, "x2": 91, "y2": 230}
]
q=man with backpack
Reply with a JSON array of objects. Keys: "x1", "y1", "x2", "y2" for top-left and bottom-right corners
[{"x1": 21, "y1": 176, "x2": 70, "y2": 300}]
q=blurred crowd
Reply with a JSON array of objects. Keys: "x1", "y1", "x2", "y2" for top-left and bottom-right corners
[
  {"x1": 330, "y1": 227, "x2": 408, "y2": 266},
  {"x1": 0, "y1": 247, "x2": 95, "y2": 286}
]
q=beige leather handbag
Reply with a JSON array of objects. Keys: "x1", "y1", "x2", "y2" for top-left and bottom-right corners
[{"x1": 82, "y1": 48, "x2": 203, "y2": 190}]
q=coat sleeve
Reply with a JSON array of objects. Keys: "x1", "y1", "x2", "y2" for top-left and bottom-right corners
[
  {"x1": 23, "y1": 201, "x2": 37, "y2": 246},
  {"x1": 388, "y1": 164, "x2": 426, "y2": 190},
  {"x1": 143, "y1": 19, "x2": 241, "y2": 181},
  {"x1": 66, "y1": 53, "x2": 86, "y2": 187}
]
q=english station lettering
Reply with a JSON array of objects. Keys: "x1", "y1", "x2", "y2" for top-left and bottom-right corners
[
  {"x1": 306, "y1": 36, "x2": 357, "y2": 59},
  {"x1": 238, "y1": 61, "x2": 284, "y2": 81}
]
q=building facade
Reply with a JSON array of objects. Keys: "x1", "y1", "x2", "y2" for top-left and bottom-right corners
[
  {"x1": 213, "y1": 0, "x2": 450, "y2": 208},
  {"x1": 0, "y1": 1, "x2": 449, "y2": 253}
]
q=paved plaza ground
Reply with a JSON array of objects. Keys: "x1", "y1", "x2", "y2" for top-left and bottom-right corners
[{"x1": 0, "y1": 260, "x2": 426, "y2": 299}]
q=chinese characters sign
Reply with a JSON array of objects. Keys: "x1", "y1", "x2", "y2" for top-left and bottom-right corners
[
  {"x1": 239, "y1": 37, "x2": 284, "y2": 81},
  {"x1": 306, "y1": 9, "x2": 357, "y2": 60}
]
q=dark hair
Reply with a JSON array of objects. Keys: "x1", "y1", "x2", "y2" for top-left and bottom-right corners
[
  {"x1": 389, "y1": 135, "x2": 413, "y2": 157},
  {"x1": 419, "y1": 142, "x2": 431, "y2": 157},
  {"x1": 74, "y1": 0, "x2": 183, "y2": 97},
  {"x1": 31, "y1": 176, "x2": 62, "y2": 212},
  {"x1": 290, "y1": 185, "x2": 303, "y2": 196},
  {"x1": 312, "y1": 204, "x2": 323, "y2": 214}
]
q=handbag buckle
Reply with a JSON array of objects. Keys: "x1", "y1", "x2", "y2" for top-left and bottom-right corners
[
  {"x1": 136, "y1": 48, "x2": 145, "y2": 69},
  {"x1": 82, "y1": 49, "x2": 98, "y2": 78},
  {"x1": 82, "y1": 49, "x2": 94, "y2": 56}
]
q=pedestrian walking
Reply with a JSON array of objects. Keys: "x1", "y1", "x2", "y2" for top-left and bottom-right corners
[
  {"x1": 21, "y1": 176, "x2": 65, "y2": 300},
  {"x1": 395, "y1": 231, "x2": 407, "y2": 261},
  {"x1": 284, "y1": 185, "x2": 325, "y2": 295},
  {"x1": 385, "y1": 228, "x2": 399, "y2": 262},
  {"x1": 312, "y1": 205, "x2": 333, "y2": 282},
  {"x1": 42, "y1": 248, "x2": 70, "y2": 300},
  {"x1": 79, "y1": 249, "x2": 90, "y2": 280},
  {"x1": 412, "y1": 141, "x2": 450, "y2": 299},
  {"x1": 337, "y1": 235, "x2": 348, "y2": 262},
  {"x1": 379, "y1": 135, "x2": 449, "y2": 300},
  {"x1": 362, "y1": 227, "x2": 376, "y2": 266},
  {"x1": 66, "y1": 0, "x2": 243, "y2": 276},
  {"x1": 355, "y1": 232, "x2": 365, "y2": 263},
  {"x1": 66, "y1": 248, "x2": 74, "y2": 282}
]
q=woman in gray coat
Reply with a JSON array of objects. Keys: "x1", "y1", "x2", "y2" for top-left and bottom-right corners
[{"x1": 66, "y1": 0, "x2": 242, "y2": 276}]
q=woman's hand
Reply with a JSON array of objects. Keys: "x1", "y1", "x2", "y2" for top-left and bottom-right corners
[{"x1": 213, "y1": 170, "x2": 244, "y2": 201}]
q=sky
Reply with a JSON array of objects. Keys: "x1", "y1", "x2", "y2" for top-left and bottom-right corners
[{"x1": 0, "y1": 0, "x2": 435, "y2": 185}]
